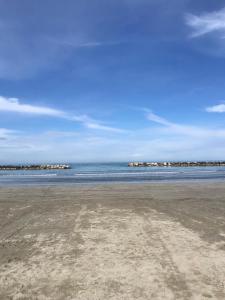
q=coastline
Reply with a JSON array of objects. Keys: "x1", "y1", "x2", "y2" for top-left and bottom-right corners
[
  {"x1": 0, "y1": 177, "x2": 225, "y2": 187},
  {"x1": 1, "y1": 182, "x2": 225, "y2": 299}
]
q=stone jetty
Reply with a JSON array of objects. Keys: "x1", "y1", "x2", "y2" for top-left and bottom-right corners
[
  {"x1": 128, "y1": 161, "x2": 225, "y2": 167},
  {"x1": 0, "y1": 164, "x2": 71, "y2": 170}
]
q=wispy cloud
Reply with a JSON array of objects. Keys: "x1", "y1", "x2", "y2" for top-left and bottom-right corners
[
  {"x1": 145, "y1": 110, "x2": 225, "y2": 138},
  {"x1": 0, "y1": 96, "x2": 64, "y2": 116},
  {"x1": 71, "y1": 114, "x2": 125, "y2": 133},
  {"x1": 146, "y1": 110, "x2": 173, "y2": 126},
  {"x1": 186, "y1": 8, "x2": 225, "y2": 38},
  {"x1": 47, "y1": 36, "x2": 120, "y2": 48},
  {"x1": 0, "y1": 96, "x2": 124, "y2": 133},
  {"x1": 0, "y1": 7, "x2": 121, "y2": 80},
  {"x1": 206, "y1": 103, "x2": 225, "y2": 113},
  {"x1": 3, "y1": 109, "x2": 225, "y2": 163},
  {"x1": 0, "y1": 128, "x2": 15, "y2": 140}
]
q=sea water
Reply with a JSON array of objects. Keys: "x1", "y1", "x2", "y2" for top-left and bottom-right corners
[{"x1": 0, "y1": 162, "x2": 225, "y2": 186}]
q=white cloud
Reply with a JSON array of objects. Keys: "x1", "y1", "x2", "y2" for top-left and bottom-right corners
[
  {"x1": 0, "y1": 96, "x2": 64, "y2": 116},
  {"x1": 186, "y1": 8, "x2": 225, "y2": 38},
  {"x1": 2, "y1": 124, "x2": 225, "y2": 163},
  {"x1": 206, "y1": 103, "x2": 225, "y2": 113},
  {"x1": 0, "y1": 96, "x2": 124, "y2": 133},
  {"x1": 3, "y1": 107, "x2": 225, "y2": 163},
  {"x1": 85, "y1": 122, "x2": 124, "y2": 132},
  {"x1": 146, "y1": 110, "x2": 225, "y2": 138},
  {"x1": 48, "y1": 36, "x2": 120, "y2": 48},
  {"x1": 71, "y1": 114, "x2": 125, "y2": 133},
  {"x1": 3, "y1": 109, "x2": 225, "y2": 162},
  {"x1": 146, "y1": 111, "x2": 173, "y2": 126},
  {"x1": 0, "y1": 128, "x2": 15, "y2": 140}
]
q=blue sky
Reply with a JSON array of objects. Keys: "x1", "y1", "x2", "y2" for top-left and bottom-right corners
[{"x1": 1, "y1": 0, "x2": 225, "y2": 163}]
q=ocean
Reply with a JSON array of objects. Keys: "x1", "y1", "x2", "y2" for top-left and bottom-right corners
[{"x1": 0, "y1": 162, "x2": 225, "y2": 186}]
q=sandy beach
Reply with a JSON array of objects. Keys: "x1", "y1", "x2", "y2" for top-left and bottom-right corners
[{"x1": 0, "y1": 182, "x2": 225, "y2": 300}]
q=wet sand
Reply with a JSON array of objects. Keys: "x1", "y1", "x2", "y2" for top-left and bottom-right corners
[{"x1": 0, "y1": 182, "x2": 225, "y2": 299}]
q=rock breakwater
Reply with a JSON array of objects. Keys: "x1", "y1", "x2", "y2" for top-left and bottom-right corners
[
  {"x1": 0, "y1": 164, "x2": 71, "y2": 170},
  {"x1": 128, "y1": 161, "x2": 225, "y2": 167}
]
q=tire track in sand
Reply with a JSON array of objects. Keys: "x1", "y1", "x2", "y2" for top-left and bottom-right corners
[{"x1": 142, "y1": 209, "x2": 192, "y2": 300}]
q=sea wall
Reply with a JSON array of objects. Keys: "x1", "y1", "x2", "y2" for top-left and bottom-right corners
[
  {"x1": 128, "y1": 161, "x2": 225, "y2": 167},
  {"x1": 0, "y1": 164, "x2": 71, "y2": 170}
]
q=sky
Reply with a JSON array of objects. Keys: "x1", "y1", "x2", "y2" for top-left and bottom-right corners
[{"x1": 1, "y1": 0, "x2": 225, "y2": 163}]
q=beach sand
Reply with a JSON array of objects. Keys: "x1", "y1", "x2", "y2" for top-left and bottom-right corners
[{"x1": 0, "y1": 182, "x2": 225, "y2": 299}]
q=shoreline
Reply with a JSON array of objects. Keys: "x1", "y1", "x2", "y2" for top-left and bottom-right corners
[{"x1": 0, "y1": 177, "x2": 225, "y2": 188}]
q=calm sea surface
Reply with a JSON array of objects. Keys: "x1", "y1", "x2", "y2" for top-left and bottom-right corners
[{"x1": 0, "y1": 163, "x2": 225, "y2": 186}]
